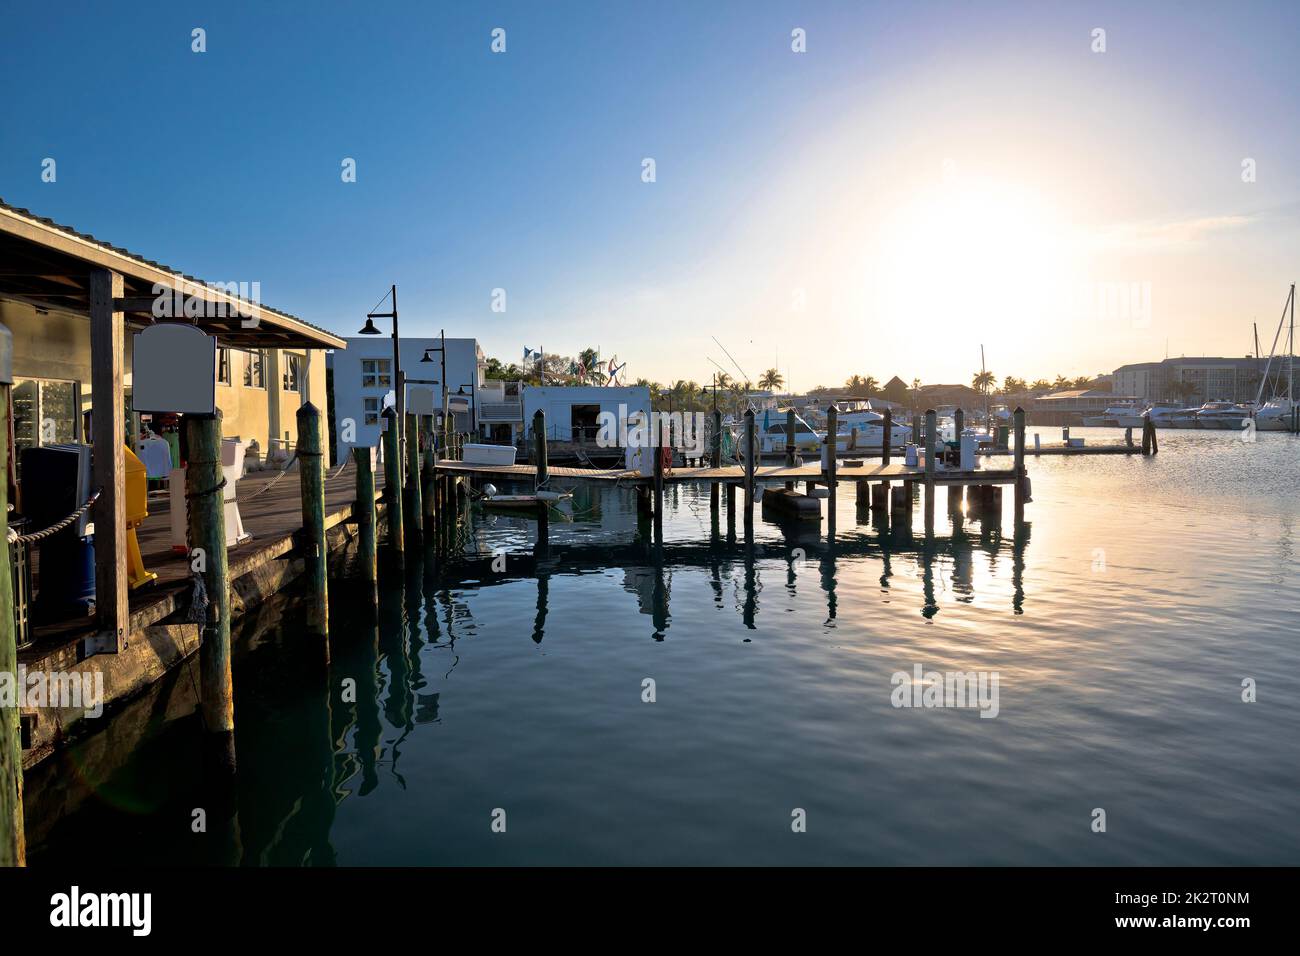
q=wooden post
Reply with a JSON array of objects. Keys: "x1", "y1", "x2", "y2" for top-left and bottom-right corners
[
  {"x1": 710, "y1": 409, "x2": 722, "y2": 514},
  {"x1": 1013, "y1": 406, "x2": 1027, "y2": 523},
  {"x1": 890, "y1": 485, "x2": 908, "y2": 524},
  {"x1": 1141, "y1": 417, "x2": 1152, "y2": 455},
  {"x1": 420, "y1": 414, "x2": 436, "y2": 528},
  {"x1": 382, "y1": 406, "x2": 404, "y2": 555},
  {"x1": 185, "y1": 412, "x2": 235, "y2": 745},
  {"x1": 924, "y1": 408, "x2": 936, "y2": 536},
  {"x1": 785, "y1": 408, "x2": 796, "y2": 490},
  {"x1": 0, "y1": 361, "x2": 26, "y2": 865},
  {"x1": 911, "y1": 413, "x2": 921, "y2": 446},
  {"x1": 881, "y1": 407, "x2": 893, "y2": 509},
  {"x1": 653, "y1": 418, "x2": 665, "y2": 541},
  {"x1": 825, "y1": 404, "x2": 837, "y2": 531},
  {"x1": 87, "y1": 268, "x2": 128, "y2": 655},
  {"x1": 725, "y1": 482, "x2": 736, "y2": 538},
  {"x1": 404, "y1": 412, "x2": 422, "y2": 541},
  {"x1": 297, "y1": 404, "x2": 329, "y2": 638},
  {"x1": 353, "y1": 446, "x2": 378, "y2": 597},
  {"x1": 954, "y1": 408, "x2": 965, "y2": 436},
  {"x1": 856, "y1": 480, "x2": 869, "y2": 506},
  {"x1": 743, "y1": 408, "x2": 756, "y2": 531}
]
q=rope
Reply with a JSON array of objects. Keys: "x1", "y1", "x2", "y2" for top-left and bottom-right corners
[{"x1": 8, "y1": 489, "x2": 102, "y2": 544}]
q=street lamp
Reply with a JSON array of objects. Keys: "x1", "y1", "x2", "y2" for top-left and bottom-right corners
[
  {"x1": 360, "y1": 284, "x2": 402, "y2": 444},
  {"x1": 419, "y1": 331, "x2": 449, "y2": 450}
]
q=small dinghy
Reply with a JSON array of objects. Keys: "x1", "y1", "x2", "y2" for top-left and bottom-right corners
[{"x1": 478, "y1": 483, "x2": 572, "y2": 510}]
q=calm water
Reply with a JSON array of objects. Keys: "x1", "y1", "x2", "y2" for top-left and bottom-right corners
[{"x1": 26, "y1": 428, "x2": 1300, "y2": 865}]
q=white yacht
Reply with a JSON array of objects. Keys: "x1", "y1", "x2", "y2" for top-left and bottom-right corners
[
  {"x1": 1254, "y1": 398, "x2": 1297, "y2": 431},
  {"x1": 1143, "y1": 401, "x2": 1197, "y2": 428},
  {"x1": 1193, "y1": 401, "x2": 1254, "y2": 429},
  {"x1": 1083, "y1": 402, "x2": 1145, "y2": 427}
]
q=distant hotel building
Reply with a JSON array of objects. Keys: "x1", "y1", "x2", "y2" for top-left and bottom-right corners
[{"x1": 1112, "y1": 356, "x2": 1272, "y2": 405}]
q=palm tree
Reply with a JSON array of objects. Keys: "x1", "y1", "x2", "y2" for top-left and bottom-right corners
[
  {"x1": 578, "y1": 347, "x2": 604, "y2": 384},
  {"x1": 759, "y1": 368, "x2": 784, "y2": 391},
  {"x1": 1072, "y1": 375, "x2": 1093, "y2": 389},
  {"x1": 1030, "y1": 379, "x2": 1052, "y2": 393},
  {"x1": 845, "y1": 374, "x2": 865, "y2": 395},
  {"x1": 972, "y1": 370, "x2": 997, "y2": 395},
  {"x1": 1002, "y1": 375, "x2": 1026, "y2": 395},
  {"x1": 862, "y1": 375, "x2": 880, "y2": 396},
  {"x1": 1052, "y1": 375, "x2": 1071, "y2": 390}
]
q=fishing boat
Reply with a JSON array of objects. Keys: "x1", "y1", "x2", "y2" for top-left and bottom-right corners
[
  {"x1": 1193, "y1": 401, "x2": 1254, "y2": 429},
  {"x1": 479, "y1": 484, "x2": 572, "y2": 510}
]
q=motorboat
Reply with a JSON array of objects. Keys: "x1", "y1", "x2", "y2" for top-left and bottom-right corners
[
  {"x1": 1193, "y1": 401, "x2": 1254, "y2": 429},
  {"x1": 1254, "y1": 398, "x2": 1297, "y2": 431},
  {"x1": 1143, "y1": 401, "x2": 1197, "y2": 428},
  {"x1": 1083, "y1": 402, "x2": 1145, "y2": 427}
]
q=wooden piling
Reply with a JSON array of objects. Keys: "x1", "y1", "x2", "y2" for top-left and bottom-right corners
[
  {"x1": 296, "y1": 404, "x2": 329, "y2": 638},
  {"x1": 825, "y1": 404, "x2": 837, "y2": 532},
  {"x1": 923, "y1": 409, "x2": 937, "y2": 535},
  {"x1": 1013, "y1": 406, "x2": 1027, "y2": 523},
  {"x1": 420, "y1": 414, "x2": 436, "y2": 528},
  {"x1": 785, "y1": 408, "x2": 796, "y2": 490},
  {"x1": 0, "y1": 371, "x2": 26, "y2": 866},
  {"x1": 710, "y1": 409, "x2": 722, "y2": 514},
  {"x1": 857, "y1": 480, "x2": 869, "y2": 506},
  {"x1": 404, "y1": 412, "x2": 422, "y2": 541},
  {"x1": 890, "y1": 485, "x2": 908, "y2": 524},
  {"x1": 185, "y1": 412, "x2": 235, "y2": 757},
  {"x1": 653, "y1": 423, "x2": 665, "y2": 540},
  {"x1": 912, "y1": 413, "x2": 921, "y2": 445},
  {"x1": 352, "y1": 446, "x2": 378, "y2": 597},
  {"x1": 533, "y1": 410, "x2": 550, "y2": 547},
  {"x1": 381, "y1": 405, "x2": 404, "y2": 556},
  {"x1": 743, "y1": 409, "x2": 756, "y2": 531}
]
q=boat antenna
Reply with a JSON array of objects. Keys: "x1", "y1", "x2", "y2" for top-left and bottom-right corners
[{"x1": 712, "y1": 335, "x2": 751, "y2": 387}]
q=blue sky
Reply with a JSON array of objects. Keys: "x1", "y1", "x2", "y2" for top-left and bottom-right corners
[{"x1": 3, "y1": 0, "x2": 1299, "y2": 388}]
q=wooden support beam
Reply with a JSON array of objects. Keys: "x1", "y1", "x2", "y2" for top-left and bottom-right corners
[
  {"x1": 185, "y1": 411, "x2": 236, "y2": 771},
  {"x1": 1013, "y1": 406, "x2": 1027, "y2": 523},
  {"x1": 420, "y1": 414, "x2": 436, "y2": 528},
  {"x1": 404, "y1": 412, "x2": 422, "y2": 544},
  {"x1": 743, "y1": 409, "x2": 756, "y2": 532},
  {"x1": 381, "y1": 406, "x2": 404, "y2": 558},
  {"x1": 0, "y1": 371, "x2": 26, "y2": 866},
  {"x1": 924, "y1": 408, "x2": 937, "y2": 537},
  {"x1": 353, "y1": 446, "x2": 378, "y2": 601},
  {"x1": 87, "y1": 268, "x2": 128, "y2": 656},
  {"x1": 297, "y1": 403, "x2": 329, "y2": 639},
  {"x1": 825, "y1": 404, "x2": 837, "y2": 533},
  {"x1": 785, "y1": 408, "x2": 796, "y2": 491}
]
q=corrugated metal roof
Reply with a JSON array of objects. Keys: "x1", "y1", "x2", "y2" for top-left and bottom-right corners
[{"x1": 0, "y1": 197, "x2": 342, "y2": 344}]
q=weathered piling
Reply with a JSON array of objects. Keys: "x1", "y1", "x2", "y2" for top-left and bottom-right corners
[
  {"x1": 924, "y1": 409, "x2": 937, "y2": 536},
  {"x1": 785, "y1": 408, "x2": 796, "y2": 491},
  {"x1": 890, "y1": 485, "x2": 909, "y2": 525},
  {"x1": 653, "y1": 420, "x2": 665, "y2": 541},
  {"x1": 743, "y1": 409, "x2": 756, "y2": 532},
  {"x1": 533, "y1": 410, "x2": 550, "y2": 546},
  {"x1": 912, "y1": 413, "x2": 921, "y2": 445},
  {"x1": 954, "y1": 408, "x2": 965, "y2": 436},
  {"x1": 825, "y1": 404, "x2": 838, "y2": 532},
  {"x1": 297, "y1": 404, "x2": 329, "y2": 639},
  {"x1": 726, "y1": 482, "x2": 736, "y2": 538},
  {"x1": 856, "y1": 480, "x2": 870, "y2": 506},
  {"x1": 1013, "y1": 406, "x2": 1027, "y2": 523},
  {"x1": 881, "y1": 407, "x2": 893, "y2": 511},
  {"x1": 353, "y1": 446, "x2": 378, "y2": 598},
  {"x1": 404, "y1": 412, "x2": 422, "y2": 542},
  {"x1": 420, "y1": 414, "x2": 436, "y2": 528},
  {"x1": 185, "y1": 411, "x2": 234, "y2": 764},
  {"x1": 381, "y1": 406, "x2": 405, "y2": 557},
  {"x1": 1141, "y1": 417, "x2": 1159, "y2": 455},
  {"x1": 0, "y1": 364, "x2": 26, "y2": 866},
  {"x1": 710, "y1": 409, "x2": 722, "y2": 514}
]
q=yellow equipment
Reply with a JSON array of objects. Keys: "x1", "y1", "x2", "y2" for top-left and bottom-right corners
[{"x1": 124, "y1": 445, "x2": 157, "y2": 589}]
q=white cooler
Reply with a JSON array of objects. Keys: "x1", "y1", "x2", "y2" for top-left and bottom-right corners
[{"x1": 462, "y1": 443, "x2": 517, "y2": 466}]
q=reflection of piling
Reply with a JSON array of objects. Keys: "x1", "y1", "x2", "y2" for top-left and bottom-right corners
[
  {"x1": 381, "y1": 406, "x2": 404, "y2": 557},
  {"x1": 726, "y1": 482, "x2": 736, "y2": 540},
  {"x1": 353, "y1": 447, "x2": 378, "y2": 600},
  {"x1": 185, "y1": 411, "x2": 235, "y2": 774},
  {"x1": 0, "y1": 369, "x2": 26, "y2": 866},
  {"x1": 297, "y1": 404, "x2": 329, "y2": 640}
]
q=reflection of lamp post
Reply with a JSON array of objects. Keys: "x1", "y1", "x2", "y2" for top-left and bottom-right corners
[{"x1": 360, "y1": 284, "x2": 401, "y2": 445}]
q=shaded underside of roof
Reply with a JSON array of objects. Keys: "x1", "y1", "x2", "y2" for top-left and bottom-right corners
[{"x1": 0, "y1": 198, "x2": 344, "y2": 349}]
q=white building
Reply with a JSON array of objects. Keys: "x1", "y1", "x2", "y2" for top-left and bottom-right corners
[
  {"x1": 522, "y1": 385, "x2": 651, "y2": 444},
  {"x1": 329, "y1": 336, "x2": 484, "y2": 456}
]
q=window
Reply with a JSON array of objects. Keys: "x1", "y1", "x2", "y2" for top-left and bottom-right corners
[
  {"x1": 361, "y1": 358, "x2": 391, "y2": 388},
  {"x1": 216, "y1": 348, "x2": 231, "y2": 385},
  {"x1": 12, "y1": 378, "x2": 80, "y2": 476},
  {"x1": 243, "y1": 349, "x2": 265, "y2": 388},
  {"x1": 283, "y1": 353, "x2": 302, "y2": 392},
  {"x1": 363, "y1": 397, "x2": 381, "y2": 426}
]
